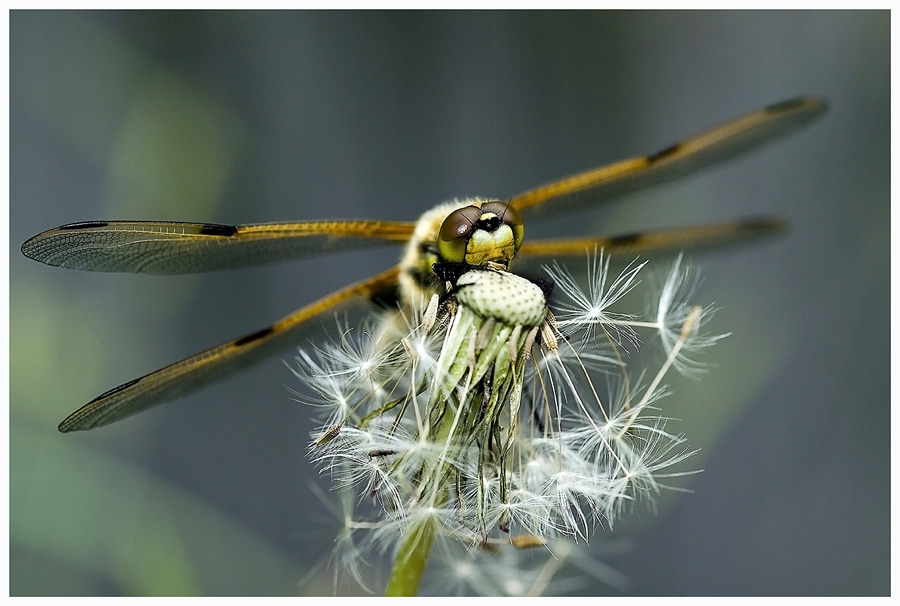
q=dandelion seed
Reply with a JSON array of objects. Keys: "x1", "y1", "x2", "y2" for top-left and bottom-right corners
[{"x1": 654, "y1": 254, "x2": 730, "y2": 375}]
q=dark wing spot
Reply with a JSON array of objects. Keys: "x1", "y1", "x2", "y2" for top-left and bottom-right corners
[
  {"x1": 90, "y1": 377, "x2": 142, "y2": 402},
  {"x1": 200, "y1": 223, "x2": 239, "y2": 237},
  {"x1": 647, "y1": 143, "x2": 682, "y2": 164},
  {"x1": 607, "y1": 232, "x2": 644, "y2": 247},
  {"x1": 234, "y1": 327, "x2": 274, "y2": 347},
  {"x1": 765, "y1": 97, "x2": 808, "y2": 113},
  {"x1": 59, "y1": 221, "x2": 110, "y2": 230}
]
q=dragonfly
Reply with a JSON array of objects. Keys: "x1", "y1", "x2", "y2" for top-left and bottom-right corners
[{"x1": 22, "y1": 96, "x2": 827, "y2": 433}]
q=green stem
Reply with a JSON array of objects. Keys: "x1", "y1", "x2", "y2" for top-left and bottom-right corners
[
  {"x1": 384, "y1": 518, "x2": 436, "y2": 596},
  {"x1": 385, "y1": 376, "x2": 464, "y2": 596}
]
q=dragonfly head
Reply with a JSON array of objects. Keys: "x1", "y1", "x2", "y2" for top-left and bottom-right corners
[{"x1": 437, "y1": 200, "x2": 524, "y2": 269}]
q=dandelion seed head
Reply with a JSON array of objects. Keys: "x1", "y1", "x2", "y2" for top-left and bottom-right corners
[{"x1": 294, "y1": 251, "x2": 727, "y2": 594}]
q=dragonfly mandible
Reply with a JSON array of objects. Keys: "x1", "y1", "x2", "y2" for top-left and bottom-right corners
[{"x1": 21, "y1": 96, "x2": 827, "y2": 432}]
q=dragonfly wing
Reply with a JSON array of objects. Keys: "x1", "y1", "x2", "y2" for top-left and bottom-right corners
[
  {"x1": 57, "y1": 265, "x2": 401, "y2": 431},
  {"x1": 517, "y1": 217, "x2": 786, "y2": 258},
  {"x1": 509, "y1": 96, "x2": 827, "y2": 219},
  {"x1": 22, "y1": 219, "x2": 416, "y2": 274}
]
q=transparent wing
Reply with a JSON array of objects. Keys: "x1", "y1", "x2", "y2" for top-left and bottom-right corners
[
  {"x1": 36, "y1": 97, "x2": 828, "y2": 432},
  {"x1": 57, "y1": 265, "x2": 401, "y2": 432},
  {"x1": 517, "y1": 217, "x2": 786, "y2": 258},
  {"x1": 509, "y1": 96, "x2": 827, "y2": 218},
  {"x1": 21, "y1": 219, "x2": 416, "y2": 274}
]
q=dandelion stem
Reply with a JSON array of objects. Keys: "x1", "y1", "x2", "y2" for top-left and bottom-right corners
[
  {"x1": 384, "y1": 518, "x2": 436, "y2": 596},
  {"x1": 385, "y1": 370, "x2": 464, "y2": 596}
]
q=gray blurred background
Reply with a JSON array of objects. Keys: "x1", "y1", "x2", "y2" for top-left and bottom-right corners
[{"x1": 10, "y1": 11, "x2": 889, "y2": 596}]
